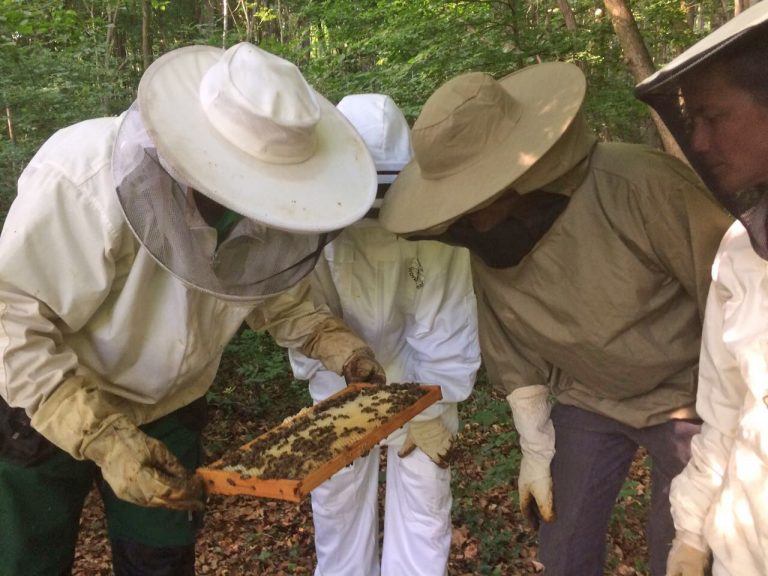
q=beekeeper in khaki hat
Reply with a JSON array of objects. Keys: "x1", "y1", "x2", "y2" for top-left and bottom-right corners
[
  {"x1": 289, "y1": 93, "x2": 480, "y2": 576},
  {"x1": 0, "y1": 42, "x2": 384, "y2": 576},
  {"x1": 379, "y1": 62, "x2": 732, "y2": 576},
  {"x1": 636, "y1": 3, "x2": 768, "y2": 575}
]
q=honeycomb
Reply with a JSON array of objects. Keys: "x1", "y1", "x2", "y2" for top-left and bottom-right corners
[{"x1": 198, "y1": 383, "x2": 441, "y2": 501}]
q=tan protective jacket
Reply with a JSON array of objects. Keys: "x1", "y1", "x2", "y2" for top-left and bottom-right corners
[
  {"x1": 0, "y1": 115, "x2": 364, "y2": 421},
  {"x1": 474, "y1": 142, "x2": 732, "y2": 428},
  {"x1": 670, "y1": 222, "x2": 768, "y2": 576}
]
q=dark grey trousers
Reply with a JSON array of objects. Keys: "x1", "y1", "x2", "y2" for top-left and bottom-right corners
[{"x1": 537, "y1": 404, "x2": 701, "y2": 576}]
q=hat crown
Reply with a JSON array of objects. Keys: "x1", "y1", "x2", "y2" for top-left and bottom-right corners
[
  {"x1": 413, "y1": 72, "x2": 522, "y2": 180},
  {"x1": 134, "y1": 43, "x2": 377, "y2": 234},
  {"x1": 337, "y1": 94, "x2": 412, "y2": 173},
  {"x1": 200, "y1": 42, "x2": 320, "y2": 164}
]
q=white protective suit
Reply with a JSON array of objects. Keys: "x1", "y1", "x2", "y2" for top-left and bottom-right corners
[
  {"x1": 669, "y1": 221, "x2": 768, "y2": 576},
  {"x1": 0, "y1": 114, "x2": 365, "y2": 423},
  {"x1": 289, "y1": 94, "x2": 480, "y2": 576}
]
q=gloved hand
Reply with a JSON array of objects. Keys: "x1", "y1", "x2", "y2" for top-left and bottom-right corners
[
  {"x1": 666, "y1": 532, "x2": 710, "y2": 576},
  {"x1": 83, "y1": 415, "x2": 205, "y2": 510},
  {"x1": 342, "y1": 347, "x2": 386, "y2": 385},
  {"x1": 299, "y1": 317, "x2": 386, "y2": 384},
  {"x1": 506, "y1": 385, "x2": 556, "y2": 529},
  {"x1": 398, "y1": 416, "x2": 453, "y2": 468},
  {"x1": 31, "y1": 376, "x2": 204, "y2": 510}
]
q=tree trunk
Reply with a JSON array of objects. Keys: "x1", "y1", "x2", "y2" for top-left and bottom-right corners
[
  {"x1": 735, "y1": 0, "x2": 756, "y2": 15},
  {"x1": 104, "y1": 1, "x2": 117, "y2": 64},
  {"x1": 555, "y1": 0, "x2": 587, "y2": 74},
  {"x1": 142, "y1": 0, "x2": 152, "y2": 70},
  {"x1": 602, "y1": 0, "x2": 685, "y2": 160},
  {"x1": 557, "y1": 0, "x2": 578, "y2": 31},
  {"x1": 238, "y1": 0, "x2": 254, "y2": 43},
  {"x1": 222, "y1": 0, "x2": 229, "y2": 48},
  {"x1": 5, "y1": 105, "x2": 15, "y2": 145}
]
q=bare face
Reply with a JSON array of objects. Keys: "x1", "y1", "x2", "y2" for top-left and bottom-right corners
[{"x1": 682, "y1": 64, "x2": 768, "y2": 195}]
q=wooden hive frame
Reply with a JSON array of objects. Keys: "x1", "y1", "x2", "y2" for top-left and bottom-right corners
[{"x1": 197, "y1": 383, "x2": 442, "y2": 502}]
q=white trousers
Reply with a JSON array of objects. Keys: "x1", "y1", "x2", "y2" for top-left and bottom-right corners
[{"x1": 311, "y1": 445, "x2": 452, "y2": 576}]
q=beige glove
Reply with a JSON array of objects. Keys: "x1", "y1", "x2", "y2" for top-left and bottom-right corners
[
  {"x1": 300, "y1": 317, "x2": 385, "y2": 384},
  {"x1": 507, "y1": 385, "x2": 556, "y2": 529},
  {"x1": 398, "y1": 416, "x2": 453, "y2": 468},
  {"x1": 31, "y1": 376, "x2": 204, "y2": 510},
  {"x1": 341, "y1": 347, "x2": 386, "y2": 385},
  {"x1": 666, "y1": 532, "x2": 710, "y2": 576}
]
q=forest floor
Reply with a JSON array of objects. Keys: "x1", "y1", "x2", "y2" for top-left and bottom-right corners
[{"x1": 71, "y1": 336, "x2": 652, "y2": 575}]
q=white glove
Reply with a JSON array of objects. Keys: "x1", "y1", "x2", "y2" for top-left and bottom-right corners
[
  {"x1": 666, "y1": 531, "x2": 710, "y2": 576},
  {"x1": 507, "y1": 385, "x2": 556, "y2": 528}
]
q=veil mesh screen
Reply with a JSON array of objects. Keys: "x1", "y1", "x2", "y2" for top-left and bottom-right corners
[{"x1": 112, "y1": 102, "x2": 333, "y2": 301}]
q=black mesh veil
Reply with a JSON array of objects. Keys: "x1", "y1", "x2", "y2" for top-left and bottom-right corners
[{"x1": 112, "y1": 102, "x2": 335, "y2": 301}]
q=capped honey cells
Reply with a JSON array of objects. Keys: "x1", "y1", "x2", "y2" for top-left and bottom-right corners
[{"x1": 211, "y1": 383, "x2": 432, "y2": 482}]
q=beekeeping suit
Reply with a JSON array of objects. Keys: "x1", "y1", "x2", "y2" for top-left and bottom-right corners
[
  {"x1": 0, "y1": 43, "x2": 385, "y2": 576},
  {"x1": 289, "y1": 94, "x2": 480, "y2": 576},
  {"x1": 636, "y1": 3, "x2": 768, "y2": 574}
]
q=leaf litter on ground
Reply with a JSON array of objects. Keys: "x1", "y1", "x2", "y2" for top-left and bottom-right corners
[{"x1": 73, "y1": 334, "x2": 651, "y2": 575}]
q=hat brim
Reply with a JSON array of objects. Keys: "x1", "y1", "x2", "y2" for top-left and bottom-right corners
[
  {"x1": 636, "y1": 1, "x2": 768, "y2": 98},
  {"x1": 138, "y1": 46, "x2": 377, "y2": 234},
  {"x1": 379, "y1": 62, "x2": 586, "y2": 234}
]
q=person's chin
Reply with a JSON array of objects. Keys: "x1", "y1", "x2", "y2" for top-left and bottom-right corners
[{"x1": 707, "y1": 165, "x2": 735, "y2": 193}]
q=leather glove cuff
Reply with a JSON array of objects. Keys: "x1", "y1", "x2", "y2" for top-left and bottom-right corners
[
  {"x1": 300, "y1": 317, "x2": 368, "y2": 374},
  {"x1": 674, "y1": 529, "x2": 709, "y2": 554},
  {"x1": 31, "y1": 376, "x2": 204, "y2": 510},
  {"x1": 506, "y1": 385, "x2": 555, "y2": 465},
  {"x1": 31, "y1": 376, "x2": 136, "y2": 459},
  {"x1": 667, "y1": 532, "x2": 711, "y2": 576}
]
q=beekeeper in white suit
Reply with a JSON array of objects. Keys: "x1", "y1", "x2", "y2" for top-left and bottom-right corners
[
  {"x1": 289, "y1": 93, "x2": 480, "y2": 576},
  {"x1": 636, "y1": 3, "x2": 768, "y2": 574},
  {"x1": 0, "y1": 43, "x2": 386, "y2": 576}
]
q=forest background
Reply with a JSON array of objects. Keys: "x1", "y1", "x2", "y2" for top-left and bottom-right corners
[{"x1": 0, "y1": 0, "x2": 754, "y2": 574}]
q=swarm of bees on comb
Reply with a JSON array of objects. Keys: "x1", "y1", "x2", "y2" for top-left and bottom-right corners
[{"x1": 216, "y1": 383, "x2": 431, "y2": 481}]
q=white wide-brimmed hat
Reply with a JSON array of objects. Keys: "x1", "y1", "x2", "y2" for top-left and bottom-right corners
[
  {"x1": 379, "y1": 62, "x2": 586, "y2": 234},
  {"x1": 137, "y1": 42, "x2": 377, "y2": 233}
]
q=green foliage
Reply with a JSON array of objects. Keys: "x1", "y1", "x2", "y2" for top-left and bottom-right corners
[
  {"x1": 290, "y1": 0, "x2": 533, "y2": 120},
  {"x1": 226, "y1": 328, "x2": 292, "y2": 385},
  {"x1": 452, "y1": 372, "x2": 528, "y2": 572},
  {"x1": 0, "y1": 0, "x2": 738, "y2": 214},
  {"x1": 467, "y1": 373, "x2": 510, "y2": 428},
  {"x1": 607, "y1": 453, "x2": 652, "y2": 575},
  {"x1": 0, "y1": 1, "x2": 137, "y2": 219},
  {"x1": 462, "y1": 381, "x2": 520, "y2": 493},
  {"x1": 206, "y1": 328, "x2": 311, "y2": 420}
]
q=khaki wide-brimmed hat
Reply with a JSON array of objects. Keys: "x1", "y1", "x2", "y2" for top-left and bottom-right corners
[
  {"x1": 379, "y1": 62, "x2": 586, "y2": 234},
  {"x1": 136, "y1": 42, "x2": 377, "y2": 234}
]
